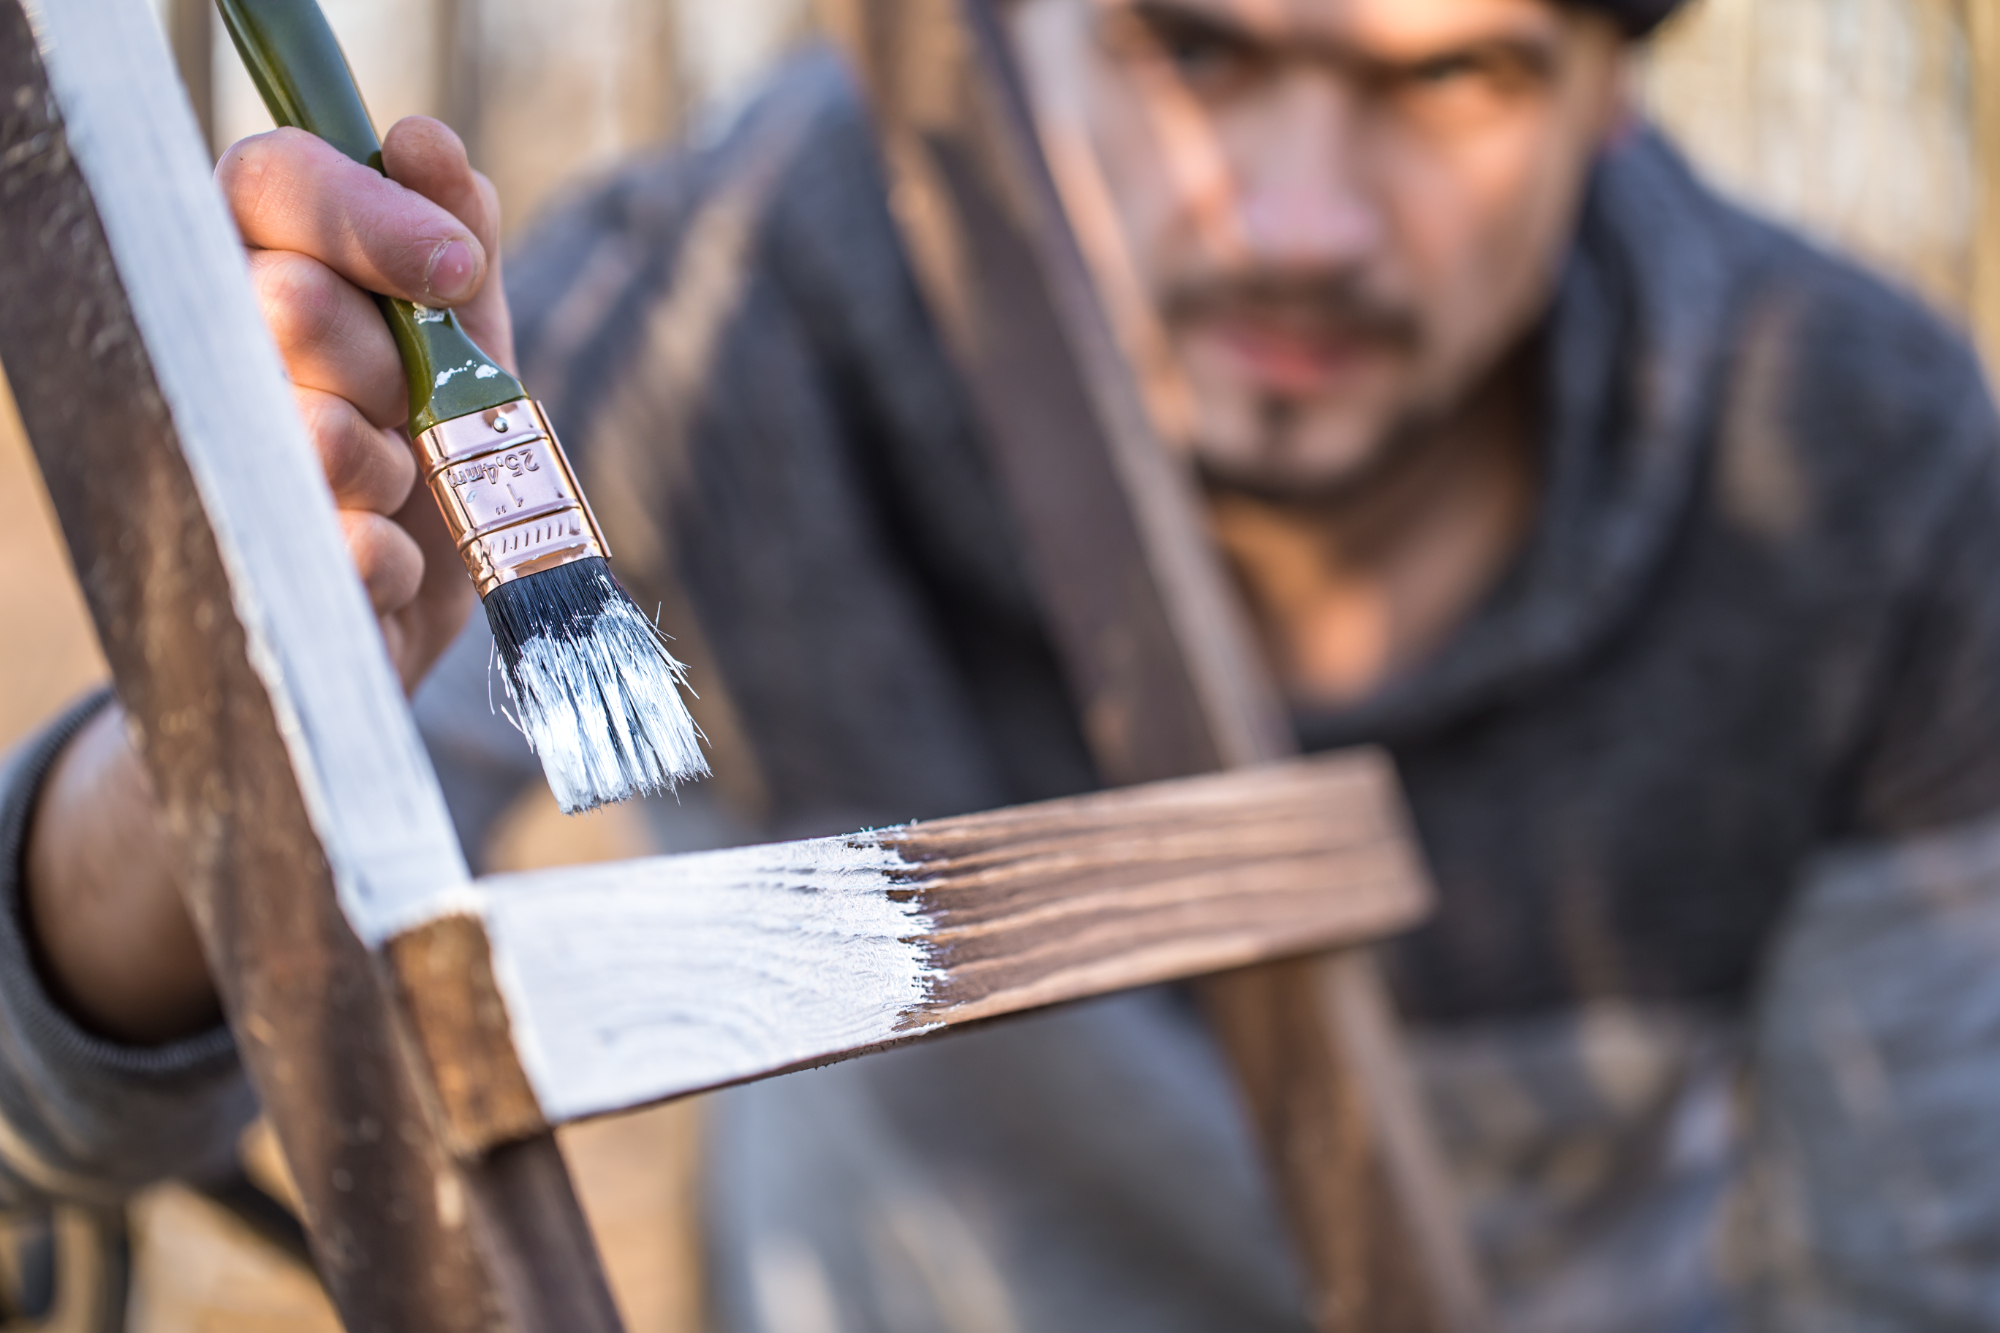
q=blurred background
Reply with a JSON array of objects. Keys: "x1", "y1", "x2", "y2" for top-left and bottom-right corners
[{"x1": 1, "y1": 0, "x2": 1998, "y2": 1326}]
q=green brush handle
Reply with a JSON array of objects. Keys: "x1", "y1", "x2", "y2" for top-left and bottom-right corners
[{"x1": 215, "y1": 0, "x2": 525, "y2": 436}]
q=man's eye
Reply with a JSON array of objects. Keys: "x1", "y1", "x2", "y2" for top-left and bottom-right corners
[
  {"x1": 1097, "y1": 8, "x2": 1265, "y2": 91},
  {"x1": 1388, "y1": 47, "x2": 1546, "y2": 106},
  {"x1": 1158, "y1": 30, "x2": 1254, "y2": 82},
  {"x1": 1407, "y1": 55, "x2": 1481, "y2": 86},
  {"x1": 1162, "y1": 31, "x2": 1233, "y2": 69}
]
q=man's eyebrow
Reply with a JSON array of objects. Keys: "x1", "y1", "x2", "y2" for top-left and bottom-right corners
[
  {"x1": 1382, "y1": 35, "x2": 1562, "y2": 82},
  {"x1": 1121, "y1": 0, "x2": 1276, "y2": 56},
  {"x1": 1113, "y1": 0, "x2": 1564, "y2": 82}
]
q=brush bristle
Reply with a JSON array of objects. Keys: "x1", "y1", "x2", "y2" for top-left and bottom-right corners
[{"x1": 485, "y1": 557, "x2": 709, "y2": 814}]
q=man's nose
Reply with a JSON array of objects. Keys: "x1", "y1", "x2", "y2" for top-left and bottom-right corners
[{"x1": 1232, "y1": 70, "x2": 1383, "y2": 270}]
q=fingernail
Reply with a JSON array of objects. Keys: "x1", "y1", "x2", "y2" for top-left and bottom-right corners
[{"x1": 424, "y1": 238, "x2": 478, "y2": 303}]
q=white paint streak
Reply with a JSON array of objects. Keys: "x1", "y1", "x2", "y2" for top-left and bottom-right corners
[
  {"x1": 434, "y1": 359, "x2": 480, "y2": 389},
  {"x1": 28, "y1": 0, "x2": 471, "y2": 944},
  {"x1": 476, "y1": 833, "x2": 940, "y2": 1124},
  {"x1": 499, "y1": 572, "x2": 709, "y2": 814}
]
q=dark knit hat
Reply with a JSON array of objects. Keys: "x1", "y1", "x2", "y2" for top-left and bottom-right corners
[{"x1": 1571, "y1": 0, "x2": 1685, "y2": 37}]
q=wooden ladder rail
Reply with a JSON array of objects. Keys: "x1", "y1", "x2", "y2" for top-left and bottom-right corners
[
  {"x1": 820, "y1": 1, "x2": 1490, "y2": 1327},
  {"x1": 0, "y1": 3, "x2": 623, "y2": 1327}
]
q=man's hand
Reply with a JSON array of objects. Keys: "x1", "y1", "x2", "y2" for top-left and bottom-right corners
[
  {"x1": 23, "y1": 118, "x2": 506, "y2": 1044},
  {"x1": 223, "y1": 115, "x2": 508, "y2": 688}
]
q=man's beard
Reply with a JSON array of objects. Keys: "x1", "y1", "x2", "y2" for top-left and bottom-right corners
[
  {"x1": 1191, "y1": 405, "x2": 1441, "y2": 506},
  {"x1": 1168, "y1": 268, "x2": 1432, "y2": 500},
  {"x1": 1161, "y1": 268, "x2": 1432, "y2": 503}
]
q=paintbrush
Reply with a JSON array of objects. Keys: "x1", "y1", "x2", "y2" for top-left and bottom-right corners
[{"x1": 215, "y1": 0, "x2": 708, "y2": 813}]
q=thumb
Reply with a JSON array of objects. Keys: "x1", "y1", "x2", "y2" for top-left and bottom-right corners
[{"x1": 380, "y1": 116, "x2": 515, "y2": 374}]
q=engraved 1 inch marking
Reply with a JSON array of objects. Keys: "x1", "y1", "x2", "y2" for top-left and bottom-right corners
[{"x1": 443, "y1": 447, "x2": 544, "y2": 492}]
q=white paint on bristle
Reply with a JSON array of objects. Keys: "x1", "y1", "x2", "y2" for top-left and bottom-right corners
[
  {"x1": 503, "y1": 589, "x2": 710, "y2": 814},
  {"x1": 477, "y1": 835, "x2": 941, "y2": 1123}
]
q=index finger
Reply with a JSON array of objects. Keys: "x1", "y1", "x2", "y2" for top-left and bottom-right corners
[{"x1": 217, "y1": 126, "x2": 487, "y2": 307}]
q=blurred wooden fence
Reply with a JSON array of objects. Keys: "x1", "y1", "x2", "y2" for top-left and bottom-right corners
[
  {"x1": 1, "y1": 0, "x2": 1998, "y2": 1328},
  {"x1": 1645, "y1": 0, "x2": 2000, "y2": 369},
  {"x1": 164, "y1": 0, "x2": 810, "y2": 235},
  {"x1": 149, "y1": 0, "x2": 2000, "y2": 352}
]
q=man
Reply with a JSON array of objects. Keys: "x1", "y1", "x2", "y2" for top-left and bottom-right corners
[{"x1": 10, "y1": 0, "x2": 2000, "y2": 1327}]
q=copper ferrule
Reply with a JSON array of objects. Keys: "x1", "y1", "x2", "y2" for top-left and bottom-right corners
[{"x1": 416, "y1": 399, "x2": 610, "y2": 598}]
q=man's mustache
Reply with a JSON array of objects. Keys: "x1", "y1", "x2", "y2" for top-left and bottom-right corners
[{"x1": 1159, "y1": 272, "x2": 1422, "y2": 352}]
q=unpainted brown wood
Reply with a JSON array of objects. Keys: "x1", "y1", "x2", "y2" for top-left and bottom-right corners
[
  {"x1": 1204, "y1": 956, "x2": 1431, "y2": 1330},
  {"x1": 388, "y1": 915, "x2": 550, "y2": 1155},
  {"x1": 450, "y1": 0, "x2": 688, "y2": 239},
  {"x1": 896, "y1": 751, "x2": 1426, "y2": 1026},
  {"x1": 821, "y1": 1, "x2": 1487, "y2": 1327},
  {"x1": 1642, "y1": 0, "x2": 1974, "y2": 324},
  {"x1": 434, "y1": 0, "x2": 483, "y2": 169},
  {"x1": 1971, "y1": 0, "x2": 2000, "y2": 376},
  {"x1": 164, "y1": 0, "x2": 213, "y2": 151},
  {"x1": 0, "y1": 7, "x2": 621, "y2": 1329}
]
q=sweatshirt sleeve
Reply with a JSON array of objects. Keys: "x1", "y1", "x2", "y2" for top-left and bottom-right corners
[
  {"x1": 0, "y1": 690, "x2": 254, "y2": 1207},
  {"x1": 1742, "y1": 356, "x2": 2000, "y2": 1325},
  {"x1": 1748, "y1": 813, "x2": 2000, "y2": 1328}
]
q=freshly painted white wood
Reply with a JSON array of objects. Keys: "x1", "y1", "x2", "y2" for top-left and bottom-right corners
[
  {"x1": 26, "y1": 0, "x2": 472, "y2": 943},
  {"x1": 479, "y1": 834, "x2": 941, "y2": 1125},
  {"x1": 454, "y1": 754, "x2": 1432, "y2": 1131}
]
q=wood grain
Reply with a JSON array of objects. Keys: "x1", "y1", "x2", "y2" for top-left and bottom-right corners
[
  {"x1": 1970, "y1": 0, "x2": 2000, "y2": 375},
  {"x1": 448, "y1": 0, "x2": 684, "y2": 237},
  {"x1": 394, "y1": 751, "x2": 1429, "y2": 1151},
  {"x1": 0, "y1": 3, "x2": 620, "y2": 1327},
  {"x1": 901, "y1": 751, "x2": 1421, "y2": 1024},
  {"x1": 1642, "y1": 0, "x2": 1974, "y2": 323},
  {"x1": 389, "y1": 916, "x2": 550, "y2": 1154},
  {"x1": 822, "y1": 1, "x2": 1486, "y2": 1327},
  {"x1": 163, "y1": 0, "x2": 213, "y2": 151}
]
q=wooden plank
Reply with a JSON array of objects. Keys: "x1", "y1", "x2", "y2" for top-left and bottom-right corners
[
  {"x1": 163, "y1": 0, "x2": 212, "y2": 152},
  {"x1": 389, "y1": 916, "x2": 550, "y2": 1155},
  {"x1": 0, "y1": 352, "x2": 108, "y2": 754},
  {"x1": 1971, "y1": 0, "x2": 2000, "y2": 377},
  {"x1": 1642, "y1": 0, "x2": 1975, "y2": 323},
  {"x1": 449, "y1": 0, "x2": 685, "y2": 238},
  {"x1": 0, "y1": 2, "x2": 622, "y2": 1327},
  {"x1": 558, "y1": 1103, "x2": 708, "y2": 1333},
  {"x1": 820, "y1": 0, "x2": 1487, "y2": 1327},
  {"x1": 391, "y1": 751, "x2": 1429, "y2": 1151}
]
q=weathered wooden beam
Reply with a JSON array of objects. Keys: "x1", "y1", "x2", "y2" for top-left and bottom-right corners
[
  {"x1": 164, "y1": 0, "x2": 213, "y2": 152},
  {"x1": 389, "y1": 750, "x2": 1429, "y2": 1153},
  {"x1": 0, "y1": 2, "x2": 620, "y2": 1327},
  {"x1": 1971, "y1": 0, "x2": 2000, "y2": 378},
  {"x1": 820, "y1": 0, "x2": 1488, "y2": 1327}
]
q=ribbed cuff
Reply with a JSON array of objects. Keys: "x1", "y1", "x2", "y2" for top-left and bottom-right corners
[{"x1": 0, "y1": 690, "x2": 237, "y2": 1080}]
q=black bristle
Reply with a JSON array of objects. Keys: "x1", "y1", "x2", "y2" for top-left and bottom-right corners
[{"x1": 484, "y1": 557, "x2": 708, "y2": 813}]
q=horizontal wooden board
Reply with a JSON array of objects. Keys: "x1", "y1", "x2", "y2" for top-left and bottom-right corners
[{"x1": 397, "y1": 748, "x2": 1431, "y2": 1149}]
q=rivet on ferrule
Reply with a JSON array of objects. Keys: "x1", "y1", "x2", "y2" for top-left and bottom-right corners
[{"x1": 415, "y1": 398, "x2": 610, "y2": 598}]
